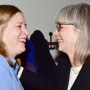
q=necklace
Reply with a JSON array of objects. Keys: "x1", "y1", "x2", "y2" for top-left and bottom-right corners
[
  {"x1": 71, "y1": 68, "x2": 80, "y2": 74},
  {"x1": 71, "y1": 66, "x2": 82, "y2": 74}
]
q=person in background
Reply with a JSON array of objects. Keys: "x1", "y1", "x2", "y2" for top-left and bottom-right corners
[{"x1": 0, "y1": 5, "x2": 29, "y2": 90}]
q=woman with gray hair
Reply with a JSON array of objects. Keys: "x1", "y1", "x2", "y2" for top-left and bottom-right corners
[{"x1": 53, "y1": 3, "x2": 90, "y2": 90}]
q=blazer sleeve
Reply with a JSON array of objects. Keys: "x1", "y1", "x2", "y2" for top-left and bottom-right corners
[{"x1": 20, "y1": 68, "x2": 54, "y2": 90}]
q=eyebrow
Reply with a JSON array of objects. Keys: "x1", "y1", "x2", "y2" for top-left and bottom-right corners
[{"x1": 16, "y1": 22, "x2": 27, "y2": 26}]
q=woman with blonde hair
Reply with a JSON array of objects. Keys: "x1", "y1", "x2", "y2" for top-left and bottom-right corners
[{"x1": 0, "y1": 5, "x2": 29, "y2": 90}]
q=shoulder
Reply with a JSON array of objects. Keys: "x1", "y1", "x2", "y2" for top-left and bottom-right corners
[
  {"x1": 0, "y1": 55, "x2": 10, "y2": 71},
  {"x1": 0, "y1": 55, "x2": 13, "y2": 89}
]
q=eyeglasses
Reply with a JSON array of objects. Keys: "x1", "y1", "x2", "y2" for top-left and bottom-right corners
[{"x1": 56, "y1": 22, "x2": 75, "y2": 32}]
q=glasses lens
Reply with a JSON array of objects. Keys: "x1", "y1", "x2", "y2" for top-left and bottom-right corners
[
  {"x1": 56, "y1": 22, "x2": 75, "y2": 32},
  {"x1": 56, "y1": 24, "x2": 61, "y2": 32}
]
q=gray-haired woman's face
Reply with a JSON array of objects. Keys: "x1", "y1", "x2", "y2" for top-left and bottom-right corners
[{"x1": 53, "y1": 21, "x2": 78, "y2": 56}]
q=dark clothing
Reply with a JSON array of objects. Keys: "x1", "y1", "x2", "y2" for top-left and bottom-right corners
[
  {"x1": 30, "y1": 30, "x2": 56, "y2": 76},
  {"x1": 20, "y1": 53, "x2": 90, "y2": 90},
  {"x1": 20, "y1": 30, "x2": 56, "y2": 90},
  {"x1": 20, "y1": 53, "x2": 69, "y2": 90},
  {"x1": 20, "y1": 69, "x2": 54, "y2": 90}
]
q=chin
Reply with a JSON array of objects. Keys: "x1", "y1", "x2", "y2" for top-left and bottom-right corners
[
  {"x1": 58, "y1": 47, "x2": 62, "y2": 51},
  {"x1": 22, "y1": 48, "x2": 26, "y2": 52},
  {"x1": 19, "y1": 48, "x2": 26, "y2": 54}
]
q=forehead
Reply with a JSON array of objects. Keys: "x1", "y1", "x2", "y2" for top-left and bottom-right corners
[{"x1": 8, "y1": 12, "x2": 25, "y2": 24}]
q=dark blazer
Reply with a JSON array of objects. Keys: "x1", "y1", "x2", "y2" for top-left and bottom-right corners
[
  {"x1": 20, "y1": 54, "x2": 90, "y2": 90},
  {"x1": 70, "y1": 57, "x2": 90, "y2": 90},
  {"x1": 51, "y1": 55, "x2": 90, "y2": 90}
]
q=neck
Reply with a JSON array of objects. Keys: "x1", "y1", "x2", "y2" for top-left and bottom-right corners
[
  {"x1": 72, "y1": 63, "x2": 83, "y2": 67},
  {"x1": 67, "y1": 53, "x2": 83, "y2": 67}
]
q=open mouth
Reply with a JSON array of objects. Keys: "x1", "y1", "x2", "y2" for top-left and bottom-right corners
[{"x1": 19, "y1": 38, "x2": 26, "y2": 44}]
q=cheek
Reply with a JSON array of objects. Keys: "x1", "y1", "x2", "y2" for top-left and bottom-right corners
[
  {"x1": 10, "y1": 29, "x2": 22, "y2": 41},
  {"x1": 3, "y1": 29, "x2": 21, "y2": 46},
  {"x1": 3, "y1": 34, "x2": 15, "y2": 48},
  {"x1": 62, "y1": 31, "x2": 77, "y2": 45},
  {"x1": 11, "y1": 28, "x2": 21, "y2": 37},
  {"x1": 66, "y1": 34, "x2": 77, "y2": 49}
]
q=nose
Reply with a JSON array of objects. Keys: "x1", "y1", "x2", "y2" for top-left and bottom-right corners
[
  {"x1": 26, "y1": 29, "x2": 29, "y2": 36},
  {"x1": 53, "y1": 29, "x2": 58, "y2": 37},
  {"x1": 23, "y1": 28, "x2": 29, "y2": 36},
  {"x1": 22, "y1": 28, "x2": 29, "y2": 36}
]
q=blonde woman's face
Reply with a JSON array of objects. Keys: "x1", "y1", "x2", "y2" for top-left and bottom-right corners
[{"x1": 2, "y1": 12, "x2": 29, "y2": 58}]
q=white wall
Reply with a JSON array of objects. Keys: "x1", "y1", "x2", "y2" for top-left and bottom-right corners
[{"x1": 0, "y1": 0, "x2": 90, "y2": 59}]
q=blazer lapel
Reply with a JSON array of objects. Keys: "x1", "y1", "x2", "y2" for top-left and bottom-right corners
[
  {"x1": 64, "y1": 64, "x2": 71, "y2": 90},
  {"x1": 71, "y1": 58, "x2": 90, "y2": 90}
]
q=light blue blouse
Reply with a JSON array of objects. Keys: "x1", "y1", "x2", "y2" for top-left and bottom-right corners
[{"x1": 0, "y1": 55, "x2": 24, "y2": 90}]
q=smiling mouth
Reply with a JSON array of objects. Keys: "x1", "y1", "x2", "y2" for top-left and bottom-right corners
[
  {"x1": 58, "y1": 39, "x2": 63, "y2": 43},
  {"x1": 19, "y1": 39, "x2": 26, "y2": 44}
]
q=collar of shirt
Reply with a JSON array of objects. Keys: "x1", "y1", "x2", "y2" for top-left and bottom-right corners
[{"x1": 8, "y1": 55, "x2": 19, "y2": 75}]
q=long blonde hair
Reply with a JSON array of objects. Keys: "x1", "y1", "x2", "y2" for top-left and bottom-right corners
[{"x1": 0, "y1": 5, "x2": 22, "y2": 67}]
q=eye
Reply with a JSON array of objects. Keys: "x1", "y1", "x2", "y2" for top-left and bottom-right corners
[
  {"x1": 58, "y1": 26, "x2": 64, "y2": 32},
  {"x1": 17, "y1": 25, "x2": 21, "y2": 27},
  {"x1": 16, "y1": 25, "x2": 22, "y2": 28}
]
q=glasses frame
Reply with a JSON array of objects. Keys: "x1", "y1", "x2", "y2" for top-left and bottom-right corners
[{"x1": 56, "y1": 22, "x2": 75, "y2": 32}]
